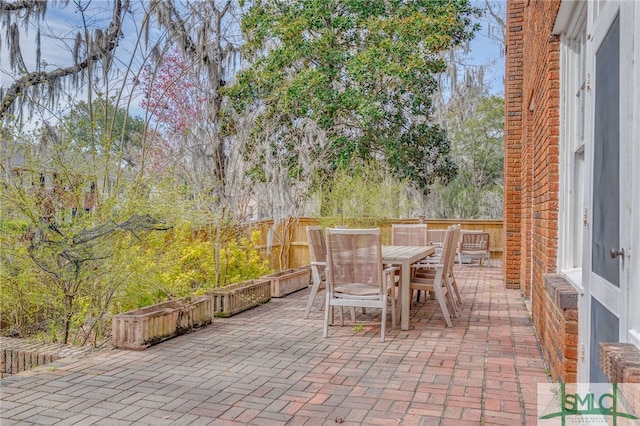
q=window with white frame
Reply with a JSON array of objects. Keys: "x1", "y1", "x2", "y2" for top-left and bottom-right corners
[{"x1": 558, "y1": 4, "x2": 587, "y2": 287}]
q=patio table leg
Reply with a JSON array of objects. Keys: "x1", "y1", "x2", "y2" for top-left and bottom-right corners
[{"x1": 401, "y1": 260, "x2": 410, "y2": 331}]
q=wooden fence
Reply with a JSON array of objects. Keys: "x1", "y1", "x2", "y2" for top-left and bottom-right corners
[{"x1": 244, "y1": 217, "x2": 503, "y2": 271}]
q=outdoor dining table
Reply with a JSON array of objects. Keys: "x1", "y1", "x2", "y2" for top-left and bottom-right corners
[{"x1": 382, "y1": 245, "x2": 435, "y2": 331}]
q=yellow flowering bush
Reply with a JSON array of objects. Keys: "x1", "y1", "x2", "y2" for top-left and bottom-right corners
[{"x1": 112, "y1": 223, "x2": 271, "y2": 312}]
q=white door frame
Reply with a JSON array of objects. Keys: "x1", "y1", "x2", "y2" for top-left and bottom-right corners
[
  {"x1": 580, "y1": 0, "x2": 636, "y2": 383},
  {"x1": 629, "y1": 2, "x2": 640, "y2": 350}
]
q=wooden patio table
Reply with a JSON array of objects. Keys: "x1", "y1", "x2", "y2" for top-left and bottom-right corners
[{"x1": 382, "y1": 245, "x2": 435, "y2": 331}]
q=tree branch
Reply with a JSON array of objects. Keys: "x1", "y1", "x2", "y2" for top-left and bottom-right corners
[
  {"x1": 0, "y1": 0, "x2": 124, "y2": 121},
  {"x1": 0, "y1": 0, "x2": 42, "y2": 12}
]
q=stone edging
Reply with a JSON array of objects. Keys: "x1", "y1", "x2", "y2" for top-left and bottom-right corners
[{"x1": 0, "y1": 337, "x2": 96, "y2": 377}]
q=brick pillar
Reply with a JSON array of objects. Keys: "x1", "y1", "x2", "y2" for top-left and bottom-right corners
[
  {"x1": 504, "y1": 0, "x2": 525, "y2": 289},
  {"x1": 540, "y1": 274, "x2": 579, "y2": 383},
  {"x1": 599, "y1": 343, "x2": 640, "y2": 418}
]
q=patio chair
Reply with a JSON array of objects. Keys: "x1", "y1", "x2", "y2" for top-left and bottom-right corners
[
  {"x1": 445, "y1": 225, "x2": 462, "y2": 305},
  {"x1": 457, "y1": 231, "x2": 491, "y2": 266},
  {"x1": 304, "y1": 226, "x2": 327, "y2": 319},
  {"x1": 391, "y1": 223, "x2": 428, "y2": 246},
  {"x1": 323, "y1": 228, "x2": 398, "y2": 342},
  {"x1": 391, "y1": 223, "x2": 430, "y2": 302},
  {"x1": 306, "y1": 226, "x2": 361, "y2": 321},
  {"x1": 427, "y1": 229, "x2": 447, "y2": 257},
  {"x1": 419, "y1": 225, "x2": 463, "y2": 306},
  {"x1": 409, "y1": 225, "x2": 458, "y2": 327}
]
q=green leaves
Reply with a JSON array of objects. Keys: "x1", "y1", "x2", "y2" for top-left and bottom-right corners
[
  {"x1": 319, "y1": 157, "x2": 418, "y2": 220},
  {"x1": 434, "y1": 95, "x2": 505, "y2": 218},
  {"x1": 57, "y1": 98, "x2": 145, "y2": 157},
  {"x1": 386, "y1": 123, "x2": 459, "y2": 195},
  {"x1": 227, "y1": 0, "x2": 480, "y2": 193}
]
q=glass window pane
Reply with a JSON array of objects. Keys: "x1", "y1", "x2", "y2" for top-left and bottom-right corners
[{"x1": 592, "y1": 15, "x2": 620, "y2": 287}]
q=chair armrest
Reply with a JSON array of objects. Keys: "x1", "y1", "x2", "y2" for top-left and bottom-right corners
[
  {"x1": 383, "y1": 266, "x2": 399, "y2": 274},
  {"x1": 383, "y1": 266, "x2": 400, "y2": 290}
]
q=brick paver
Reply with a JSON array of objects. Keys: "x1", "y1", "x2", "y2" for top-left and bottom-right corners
[{"x1": 1, "y1": 263, "x2": 550, "y2": 425}]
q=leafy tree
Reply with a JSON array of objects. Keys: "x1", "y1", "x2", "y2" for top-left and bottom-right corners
[
  {"x1": 226, "y1": 0, "x2": 481, "y2": 195},
  {"x1": 431, "y1": 95, "x2": 504, "y2": 218},
  {"x1": 56, "y1": 98, "x2": 146, "y2": 165},
  {"x1": 423, "y1": 0, "x2": 506, "y2": 219}
]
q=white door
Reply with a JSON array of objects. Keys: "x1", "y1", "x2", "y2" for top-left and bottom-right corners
[{"x1": 582, "y1": 0, "x2": 634, "y2": 383}]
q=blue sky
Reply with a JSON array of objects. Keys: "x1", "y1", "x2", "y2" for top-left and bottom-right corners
[
  {"x1": 469, "y1": 0, "x2": 506, "y2": 95},
  {"x1": 470, "y1": 30, "x2": 505, "y2": 95}
]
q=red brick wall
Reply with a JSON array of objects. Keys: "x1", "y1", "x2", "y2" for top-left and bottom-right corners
[
  {"x1": 506, "y1": 0, "x2": 571, "y2": 380},
  {"x1": 599, "y1": 343, "x2": 640, "y2": 417},
  {"x1": 540, "y1": 275, "x2": 579, "y2": 382},
  {"x1": 505, "y1": 0, "x2": 559, "y2": 295},
  {"x1": 599, "y1": 343, "x2": 640, "y2": 384},
  {"x1": 504, "y1": 0, "x2": 524, "y2": 290}
]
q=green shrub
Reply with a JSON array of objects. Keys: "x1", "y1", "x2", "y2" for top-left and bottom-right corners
[
  {"x1": 217, "y1": 230, "x2": 272, "y2": 286},
  {"x1": 318, "y1": 158, "x2": 418, "y2": 221},
  {"x1": 111, "y1": 224, "x2": 271, "y2": 313},
  {"x1": 1, "y1": 217, "x2": 271, "y2": 345}
]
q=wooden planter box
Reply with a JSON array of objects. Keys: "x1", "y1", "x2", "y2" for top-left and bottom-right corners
[
  {"x1": 208, "y1": 279, "x2": 271, "y2": 317},
  {"x1": 262, "y1": 268, "x2": 311, "y2": 298},
  {"x1": 112, "y1": 296, "x2": 213, "y2": 350}
]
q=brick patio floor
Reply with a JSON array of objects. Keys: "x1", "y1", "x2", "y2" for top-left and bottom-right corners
[{"x1": 1, "y1": 263, "x2": 550, "y2": 425}]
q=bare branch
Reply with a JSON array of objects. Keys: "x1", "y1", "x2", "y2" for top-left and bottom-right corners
[
  {"x1": 484, "y1": 0, "x2": 506, "y2": 47},
  {"x1": 0, "y1": 0, "x2": 124, "y2": 121},
  {"x1": 0, "y1": 0, "x2": 45, "y2": 12}
]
